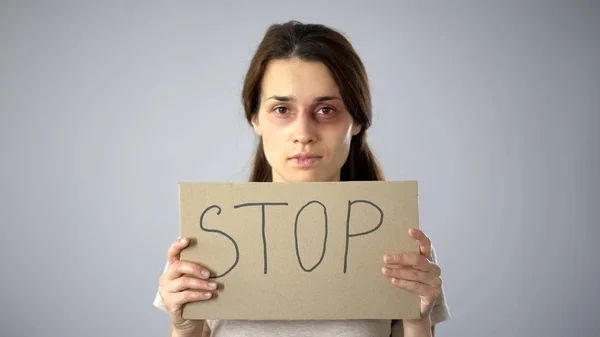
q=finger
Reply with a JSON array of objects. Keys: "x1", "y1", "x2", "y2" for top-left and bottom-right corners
[
  {"x1": 383, "y1": 252, "x2": 431, "y2": 271},
  {"x1": 390, "y1": 278, "x2": 440, "y2": 297},
  {"x1": 167, "y1": 276, "x2": 219, "y2": 293},
  {"x1": 168, "y1": 289, "x2": 214, "y2": 308},
  {"x1": 383, "y1": 261, "x2": 441, "y2": 277},
  {"x1": 382, "y1": 266, "x2": 429, "y2": 283},
  {"x1": 409, "y1": 228, "x2": 432, "y2": 260},
  {"x1": 168, "y1": 237, "x2": 191, "y2": 265},
  {"x1": 162, "y1": 260, "x2": 211, "y2": 283},
  {"x1": 382, "y1": 267, "x2": 443, "y2": 286}
]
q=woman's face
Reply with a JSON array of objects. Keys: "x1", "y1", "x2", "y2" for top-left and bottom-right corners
[{"x1": 251, "y1": 58, "x2": 361, "y2": 182}]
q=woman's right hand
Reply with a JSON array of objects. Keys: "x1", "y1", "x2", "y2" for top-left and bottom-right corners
[{"x1": 158, "y1": 237, "x2": 217, "y2": 335}]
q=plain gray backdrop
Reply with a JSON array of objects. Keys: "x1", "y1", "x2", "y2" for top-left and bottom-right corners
[{"x1": 1, "y1": 1, "x2": 598, "y2": 336}]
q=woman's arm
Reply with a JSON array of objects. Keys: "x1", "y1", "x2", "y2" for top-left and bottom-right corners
[
  {"x1": 169, "y1": 320, "x2": 206, "y2": 337},
  {"x1": 201, "y1": 321, "x2": 211, "y2": 337},
  {"x1": 403, "y1": 318, "x2": 434, "y2": 337}
]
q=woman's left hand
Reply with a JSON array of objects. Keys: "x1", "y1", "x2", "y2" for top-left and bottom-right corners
[{"x1": 382, "y1": 228, "x2": 442, "y2": 320}]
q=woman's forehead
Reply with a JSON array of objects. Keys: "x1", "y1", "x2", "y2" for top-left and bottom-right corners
[{"x1": 261, "y1": 58, "x2": 340, "y2": 99}]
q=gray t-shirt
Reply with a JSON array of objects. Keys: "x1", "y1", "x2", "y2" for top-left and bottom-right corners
[{"x1": 153, "y1": 245, "x2": 451, "y2": 336}]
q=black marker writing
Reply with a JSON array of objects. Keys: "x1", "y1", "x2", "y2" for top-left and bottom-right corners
[
  {"x1": 233, "y1": 202, "x2": 288, "y2": 274},
  {"x1": 343, "y1": 200, "x2": 384, "y2": 273},
  {"x1": 199, "y1": 205, "x2": 239, "y2": 278},
  {"x1": 294, "y1": 200, "x2": 328, "y2": 272}
]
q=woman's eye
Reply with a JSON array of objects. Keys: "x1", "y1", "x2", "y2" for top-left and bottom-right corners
[
  {"x1": 318, "y1": 107, "x2": 333, "y2": 114},
  {"x1": 274, "y1": 107, "x2": 288, "y2": 114}
]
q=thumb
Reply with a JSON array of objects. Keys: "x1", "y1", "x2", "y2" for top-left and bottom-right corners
[{"x1": 409, "y1": 228, "x2": 432, "y2": 260}]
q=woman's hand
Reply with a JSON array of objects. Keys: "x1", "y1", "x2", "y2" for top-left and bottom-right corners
[
  {"x1": 382, "y1": 228, "x2": 442, "y2": 321},
  {"x1": 158, "y1": 237, "x2": 218, "y2": 336}
]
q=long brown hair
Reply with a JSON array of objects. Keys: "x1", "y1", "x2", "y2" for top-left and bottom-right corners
[{"x1": 242, "y1": 20, "x2": 385, "y2": 182}]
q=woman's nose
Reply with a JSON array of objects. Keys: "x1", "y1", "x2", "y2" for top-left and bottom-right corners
[{"x1": 291, "y1": 112, "x2": 317, "y2": 144}]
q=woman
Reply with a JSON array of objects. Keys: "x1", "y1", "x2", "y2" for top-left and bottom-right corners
[{"x1": 153, "y1": 20, "x2": 451, "y2": 337}]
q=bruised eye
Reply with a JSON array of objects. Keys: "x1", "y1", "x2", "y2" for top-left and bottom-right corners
[{"x1": 317, "y1": 107, "x2": 335, "y2": 116}]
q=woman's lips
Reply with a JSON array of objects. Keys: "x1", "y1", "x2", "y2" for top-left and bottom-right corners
[{"x1": 289, "y1": 153, "x2": 322, "y2": 167}]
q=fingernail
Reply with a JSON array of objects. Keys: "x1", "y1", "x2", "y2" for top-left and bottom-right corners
[
  {"x1": 382, "y1": 267, "x2": 390, "y2": 274},
  {"x1": 179, "y1": 237, "x2": 187, "y2": 244},
  {"x1": 202, "y1": 269, "x2": 210, "y2": 278},
  {"x1": 208, "y1": 282, "x2": 217, "y2": 289},
  {"x1": 205, "y1": 292, "x2": 212, "y2": 298},
  {"x1": 384, "y1": 255, "x2": 393, "y2": 263}
]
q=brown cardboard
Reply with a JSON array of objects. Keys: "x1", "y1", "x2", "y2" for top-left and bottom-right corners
[{"x1": 178, "y1": 180, "x2": 421, "y2": 320}]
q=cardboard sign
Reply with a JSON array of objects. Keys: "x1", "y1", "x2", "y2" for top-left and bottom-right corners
[{"x1": 179, "y1": 180, "x2": 421, "y2": 320}]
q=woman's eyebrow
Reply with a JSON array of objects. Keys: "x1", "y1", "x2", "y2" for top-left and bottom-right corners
[
  {"x1": 264, "y1": 95, "x2": 342, "y2": 102},
  {"x1": 265, "y1": 95, "x2": 292, "y2": 102},
  {"x1": 314, "y1": 96, "x2": 342, "y2": 102}
]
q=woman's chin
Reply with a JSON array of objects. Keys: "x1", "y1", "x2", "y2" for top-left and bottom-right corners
[{"x1": 275, "y1": 170, "x2": 339, "y2": 183}]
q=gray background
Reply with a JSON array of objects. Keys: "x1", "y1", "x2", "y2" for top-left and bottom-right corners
[{"x1": 1, "y1": 1, "x2": 598, "y2": 336}]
